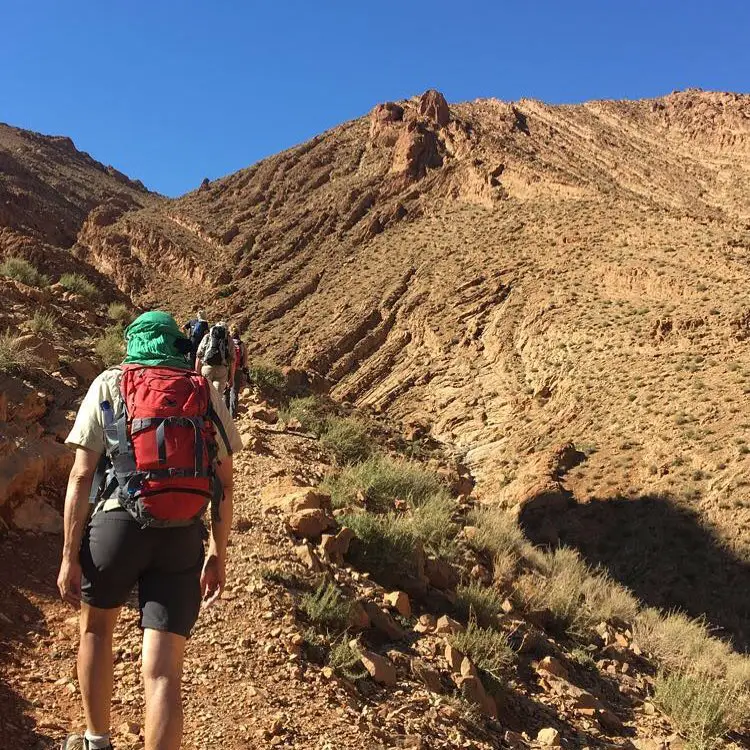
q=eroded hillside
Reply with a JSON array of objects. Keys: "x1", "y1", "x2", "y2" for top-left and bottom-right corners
[{"x1": 75, "y1": 89, "x2": 750, "y2": 646}]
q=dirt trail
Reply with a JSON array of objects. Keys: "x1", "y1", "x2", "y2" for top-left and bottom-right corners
[{"x1": 0, "y1": 409, "x2": 491, "y2": 750}]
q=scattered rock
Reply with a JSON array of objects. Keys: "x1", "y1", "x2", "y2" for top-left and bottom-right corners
[
  {"x1": 287, "y1": 508, "x2": 335, "y2": 539},
  {"x1": 425, "y1": 557, "x2": 459, "y2": 590},
  {"x1": 358, "y1": 648, "x2": 397, "y2": 686},
  {"x1": 410, "y1": 658, "x2": 443, "y2": 693},
  {"x1": 11, "y1": 496, "x2": 63, "y2": 534},
  {"x1": 444, "y1": 643, "x2": 465, "y2": 673},
  {"x1": 384, "y1": 590, "x2": 411, "y2": 617},
  {"x1": 249, "y1": 405, "x2": 278, "y2": 424},
  {"x1": 294, "y1": 542, "x2": 324, "y2": 572},
  {"x1": 537, "y1": 656, "x2": 569, "y2": 680},
  {"x1": 361, "y1": 600, "x2": 406, "y2": 641},
  {"x1": 435, "y1": 615, "x2": 464, "y2": 635},
  {"x1": 537, "y1": 728, "x2": 561, "y2": 747},
  {"x1": 455, "y1": 675, "x2": 497, "y2": 718}
]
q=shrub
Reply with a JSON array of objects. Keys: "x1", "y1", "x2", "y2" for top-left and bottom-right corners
[
  {"x1": 29, "y1": 310, "x2": 57, "y2": 336},
  {"x1": 450, "y1": 620, "x2": 514, "y2": 686},
  {"x1": 455, "y1": 582, "x2": 504, "y2": 625},
  {"x1": 320, "y1": 417, "x2": 373, "y2": 465},
  {"x1": 0, "y1": 257, "x2": 49, "y2": 287},
  {"x1": 324, "y1": 455, "x2": 448, "y2": 512},
  {"x1": 409, "y1": 496, "x2": 457, "y2": 558},
  {"x1": 107, "y1": 302, "x2": 133, "y2": 326},
  {"x1": 59, "y1": 273, "x2": 98, "y2": 299},
  {"x1": 515, "y1": 547, "x2": 637, "y2": 637},
  {"x1": 300, "y1": 581, "x2": 352, "y2": 633},
  {"x1": 328, "y1": 636, "x2": 368, "y2": 681},
  {"x1": 0, "y1": 331, "x2": 42, "y2": 373},
  {"x1": 281, "y1": 395, "x2": 331, "y2": 434},
  {"x1": 95, "y1": 326, "x2": 125, "y2": 366},
  {"x1": 654, "y1": 670, "x2": 747, "y2": 750},
  {"x1": 247, "y1": 360, "x2": 285, "y2": 393}
]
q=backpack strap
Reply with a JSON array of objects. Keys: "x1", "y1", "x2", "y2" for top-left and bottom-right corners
[{"x1": 207, "y1": 403, "x2": 231, "y2": 456}]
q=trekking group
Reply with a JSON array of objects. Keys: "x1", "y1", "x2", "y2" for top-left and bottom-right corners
[{"x1": 57, "y1": 309, "x2": 248, "y2": 750}]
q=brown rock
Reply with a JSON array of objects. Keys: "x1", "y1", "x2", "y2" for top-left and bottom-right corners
[
  {"x1": 444, "y1": 643, "x2": 465, "y2": 673},
  {"x1": 15, "y1": 334, "x2": 59, "y2": 370},
  {"x1": 249, "y1": 405, "x2": 278, "y2": 424},
  {"x1": 456, "y1": 675, "x2": 497, "y2": 718},
  {"x1": 384, "y1": 590, "x2": 411, "y2": 618},
  {"x1": 537, "y1": 656, "x2": 569, "y2": 680},
  {"x1": 287, "y1": 508, "x2": 335, "y2": 539},
  {"x1": 418, "y1": 90, "x2": 450, "y2": 127},
  {"x1": 425, "y1": 557, "x2": 459, "y2": 590},
  {"x1": 435, "y1": 615, "x2": 464, "y2": 635},
  {"x1": 597, "y1": 708, "x2": 624, "y2": 734},
  {"x1": 410, "y1": 658, "x2": 443, "y2": 693},
  {"x1": 347, "y1": 600, "x2": 372, "y2": 631},
  {"x1": 294, "y1": 543, "x2": 324, "y2": 572},
  {"x1": 361, "y1": 600, "x2": 406, "y2": 641},
  {"x1": 12, "y1": 496, "x2": 63, "y2": 533},
  {"x1": 537, "y1": 728, "x2": 561, "y2": 747},
  {"x1": 69, "y1": 358, "x2": 100, "y2": 384},
  {"x1": 460, "y1": 656, "x2": 479, "y2": 678},
  {"x1": 358, "y1": 649, "x2": 397, "y2": 686},
  {"x1": 504, "y1": 731, "x2": 528, "y2": 749}
]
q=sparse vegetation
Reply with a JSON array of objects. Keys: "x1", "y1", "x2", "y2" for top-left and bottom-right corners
[
  {"x1": 328, "y1": 636, "x2": 368, "y2": 681},
  {"x1": 324, "y1": 455, "x2": 449, "y2": 512},
  {"x1": 281, "y1": 395, "x2": 332, "y2": 434},
  {"x1": 107, "y1": 302, "x2": 133, "y2": 326},
  {"x1": 300, "y1": 581, "x2": 352, "y2": 633},
  {"x1": 95, "y1": 326, "x2": 125, "y2": 366},
  {"x1": 320, "y1": 417, "x2": 373, "y2": 465},
  {"x1": 0, "y1": 257, "x2": 49, "y2": 288},
  {"x1": 29, "y1": 310, "x2": 57, "y2": 336},
  {"x1": 450, "y1": 620, "x2": 514, "y2": 686},
  {"x1": 0, "y1": 331, "x2": 42, "y2": 373},
  {"x1": 246, "y1": 360, "x2": 285, "y2": 393},
  {"x1": 455, "y1": 582, "x2": 504, "y2": 625},
  {"x1": 59, "y1": 272, "x2": 98, "y2": 299}
]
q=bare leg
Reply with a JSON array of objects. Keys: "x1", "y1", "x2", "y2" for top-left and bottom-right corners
[
  {"x1": 142, "y1": 629, "x2": 186, "y2": 750},
  {"x1": 78, "y1": 604, "x2": 120, "y2": 735}
]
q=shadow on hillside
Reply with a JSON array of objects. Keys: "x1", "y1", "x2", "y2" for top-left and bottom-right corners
[{"x1": 519, "y1": 492, "x2": 750, "y2": 651}]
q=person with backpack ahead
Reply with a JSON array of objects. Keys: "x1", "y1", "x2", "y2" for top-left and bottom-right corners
[
  {"x1": 227, "y1": 326, "x2": 248, "y2": 419},
  {"x1": 182, "y1": 309, "x2": 209, "y2": 369},
  {"x1": 58, "y1": 311, "x2": 243, "y2": 750},
  {"x1": 195, "y1": 320, "x2": 235, "y2": 397}
]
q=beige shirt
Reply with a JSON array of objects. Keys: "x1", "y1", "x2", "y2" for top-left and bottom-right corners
[{"x1": 66, "y1": 368, "x2": 243, "y2": 510}]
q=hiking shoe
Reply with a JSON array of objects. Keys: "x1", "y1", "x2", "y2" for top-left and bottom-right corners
[{"x1": 61, "y1": 735, "x2": 113, "y2": 750}]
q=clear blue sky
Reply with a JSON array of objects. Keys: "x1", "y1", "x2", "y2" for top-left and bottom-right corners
[{"x1": 2, "y1": 1, "x2": 748, "y2": 197}]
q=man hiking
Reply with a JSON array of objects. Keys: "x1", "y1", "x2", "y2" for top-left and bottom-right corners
[
  {"x1": 58, "y1": 311, "x2": 243, "y2": 750},
  {"x1": 195, "y1": 320, "x2": 235, "y2": 397},
  {"x1": 227, "y1": 326, "x2": 248, "y2": 419},
  {"x1": 182, "y1": 309, "x2": 209, "y2": 369}
]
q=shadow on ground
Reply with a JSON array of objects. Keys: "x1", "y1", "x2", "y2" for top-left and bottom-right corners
[{"x1": 519, "y1": 492, "x2": 750, "y2": 651}]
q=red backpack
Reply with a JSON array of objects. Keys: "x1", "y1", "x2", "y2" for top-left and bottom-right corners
[{"x1": 95, "y1": 365, "x2": 230, "y2": 527}]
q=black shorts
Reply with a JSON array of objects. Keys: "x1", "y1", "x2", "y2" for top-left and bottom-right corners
[{"x1": 80, "y1": 509, "x2": 204, "y2": 637}]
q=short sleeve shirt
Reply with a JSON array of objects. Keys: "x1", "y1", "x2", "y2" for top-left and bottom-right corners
[{"x1": 66, "y1": 367, "x2": 243, "y2": 459}]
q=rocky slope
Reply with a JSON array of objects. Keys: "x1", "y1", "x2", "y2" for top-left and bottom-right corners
[
  {"x1": 0, "y1": 123, "x2": 153, "y2": 526},
  {"x1": 74, "y1": 89, "x2": 750, "y2": 647}
]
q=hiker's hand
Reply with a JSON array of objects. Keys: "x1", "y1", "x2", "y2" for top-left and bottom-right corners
[
  {"x1": 57, "y1": 557, "x2": 82, "y2": 609},
  {"x1": 200, "y1": 553, "x2": 225, "y2": 607}
]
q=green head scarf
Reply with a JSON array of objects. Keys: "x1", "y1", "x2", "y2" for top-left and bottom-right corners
[{"x1": 123, "y1": 311, "x2": 191, "y2": 369}]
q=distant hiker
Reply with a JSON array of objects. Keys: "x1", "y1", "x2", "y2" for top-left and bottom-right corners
[
  {"x1": 57, "y1": 311, "x2": 242, "y2": 750},
  {"x1": 227, "y1": 326, "x2": 248, "y2": 419},
  {"x1": 195, "y1": 320, "x2": 235, "y2": 396},
  {"x1": 182, "y1": 309, "x2": 209, "y2": 369}
]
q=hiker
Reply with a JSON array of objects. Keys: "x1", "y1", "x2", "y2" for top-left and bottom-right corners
[
  {"x1": 195, "y1": 320, "x2": 235, "y2": 397},
  {"x1": 57, "y1": 311, "x2": 243, "y2": 750},
  {"x1": 182, "y1": 309, "x2": 209, "y2": 369},
  {"x1": 227, "y1": 326, "x2": 248, "y2": 419}
]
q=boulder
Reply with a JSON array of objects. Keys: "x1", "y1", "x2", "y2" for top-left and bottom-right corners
[
  {"x1": 294, "y1": 543, "x2": 324, "y2": 572},
  {"x1": 15, "y1": 334, "x2": 59, "y2": 370},
  {"x1": 319, "y1": 526, "x2": 354, "y2": 565},
  {"x1": 444, "y1": 643, "x2": 465, "y2": 673},
  {"x1": 425, "y1": 557, "x2": 459, "y2": 590},
  {"x1": 537, "y1": 656, "x2": 569, "y2": 680},
  {"x1": 456, "y1": 675, "x2": 497, "y2": 718},
  {"x1": 0, "y1": 438, "x2": 73, "y2": 509},
  {"x1": 418, "y1": 90, "x2": 450, "y2": 127},
  {"x1": 435, "y1": 615, "x2": 464, "y2": 635},
  {"x1": 537, "y1": 728, "x2": 561, "y2": 747},
  {"x1": 287, "y1": 508, "x2": 335, "y2": 539},
  {"x1": 358, "y1": 648, "x2": 397, "y2": 686},
  {"x1": 69, "y1": 358, "x2": 99, "y2": 385},
  {"x1": 12, "y1": 495, "x2": 63, "y2": 533},
  {"x1": 361, "y1": 600, "x2": 406, "y2": 641},
  {"x1": 347, "y1": 601, "x2": 372, "y2": 631},
  {"x1": 261, "y1": 483, "x2": 332, "y2": 514},
  {"x1": 248, "y1": 405, "x2": 278, "y2": 424},
  {"x1": 384, "y1": 590, "x2": 411, "y2": 618}
]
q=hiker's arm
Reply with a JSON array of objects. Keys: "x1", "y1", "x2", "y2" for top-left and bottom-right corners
[
  {"x1": 201, "y1": 456, "x2": 234, "y2": 605},
  {"x1": 57, "y1": 447, "x2": 99, "y2": 608},
  {"x1": 195, "y1": 357, "x2": 203, "y2": 372}
]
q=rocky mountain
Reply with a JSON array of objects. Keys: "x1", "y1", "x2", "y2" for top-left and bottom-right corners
[{"x1": 74, "y1": 89, "x2": 750, "y2": 645}]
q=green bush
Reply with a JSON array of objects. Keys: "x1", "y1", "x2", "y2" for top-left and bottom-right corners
[
  {"x1": 0, "y1": 257, "x2": 49, "y2": 288},
  {"x1": 107, "y1": 302, "x2": 133, "y2": 326},
  {"x1": 455, "y1": 582, "x2": 504, "y2": 625},
  {"x1": 450, "y1": 620, "x2": 514, "y2": 686},
  {"x1": 281, "y1": 395, "x2": 332, "y2": 434},
  {"x1": 320, "y1": 417, "x2": 373, "y2": 465},
  {"x1": 95, "y1": 326, "x2": 125, "y2": 366},
  {"x1": 29, "y1": 310, "x2": 57, "y2": 336},
  {"x1": 59, "y1": 272, "x2": 98, "y2": 299},
  {"x1": 324, "y1": 455, "x2": 448, "y2": 512},
  {"x1": 300, "y1": 581, "x2": 352, "y2": 633},
  {"x1": 0, "y1": 331, "x2": 42, "y2": 373},
  {"x1": 247, "y1": 360, "x2": 285, "y2": 392},
  {"x1": 654, "y1": 670, "x2": 747, "y2": 750},
  {"x1": 328, "y1": 636, "x2": 368, "y2": 681}
]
